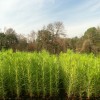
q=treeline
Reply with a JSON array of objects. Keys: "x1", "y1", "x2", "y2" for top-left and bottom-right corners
[{"x1": 0, "y1": 21, "x2": 100, "y2": 54}]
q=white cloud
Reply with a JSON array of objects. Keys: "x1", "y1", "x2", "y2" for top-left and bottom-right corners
[
  {"x1": 0, "y1": 0, "x2": 17, "y2": 14},
  {"x1": 66, "y1": 20, "x2": 100, "y2": 37},
  {"x1": 0, "y1": 0, "x2": 100, "y2": 37},
  {"x1": 0, "y1": 0, "x2": 56, "y2": 33},
  {"x1": 90, "y1": 1, "x2": 100, "y2": 12}
]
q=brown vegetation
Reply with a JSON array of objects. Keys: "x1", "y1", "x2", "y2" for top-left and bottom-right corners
[{"x1": 0, "y1": 22, "x2": 100, "y2": 54}]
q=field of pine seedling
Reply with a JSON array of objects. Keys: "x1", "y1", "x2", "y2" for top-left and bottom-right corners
[{"x1": 0, "y1": 50, "x2": 100, "y2": 100}]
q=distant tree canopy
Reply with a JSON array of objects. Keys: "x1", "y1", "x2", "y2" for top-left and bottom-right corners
[
  {"x1": 80, "y1": 27, "x2": 100, "y2": 53},
  {"x1": 0, "y1": 28, "x2": 18, "y2": 50},
  {"x1": 36, "y1": 22, "x2": 66, "y2": 54},
  {"x1": 0, "y1": 22, "x2": 100, "y2": 54}
]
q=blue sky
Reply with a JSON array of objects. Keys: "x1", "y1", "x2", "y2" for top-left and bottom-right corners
[{"x1": 0, "y1": 0, "x2": 100, "y2": 37}]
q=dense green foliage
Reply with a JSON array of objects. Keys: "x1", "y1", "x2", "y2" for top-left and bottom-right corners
[{"x1": 0, "y1": 50, "x2": 100, "y2": 99}]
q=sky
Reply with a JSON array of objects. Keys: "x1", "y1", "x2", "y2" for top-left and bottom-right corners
[{"x1": 0, "y1": 0, "x2": 100, "y2": 37}]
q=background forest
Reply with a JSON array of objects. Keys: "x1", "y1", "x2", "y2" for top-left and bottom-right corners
[{"x1": 0, "y1": 21, "x2": 100, "y2": 54}]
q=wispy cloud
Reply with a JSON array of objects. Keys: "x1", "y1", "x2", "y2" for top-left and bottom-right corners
[
  {"x1": 90, "y1": 2, "x2": 100, "y2": 12},
  {"x1": 0, "y1": 0, "x2": 100, "y2": 37}
]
